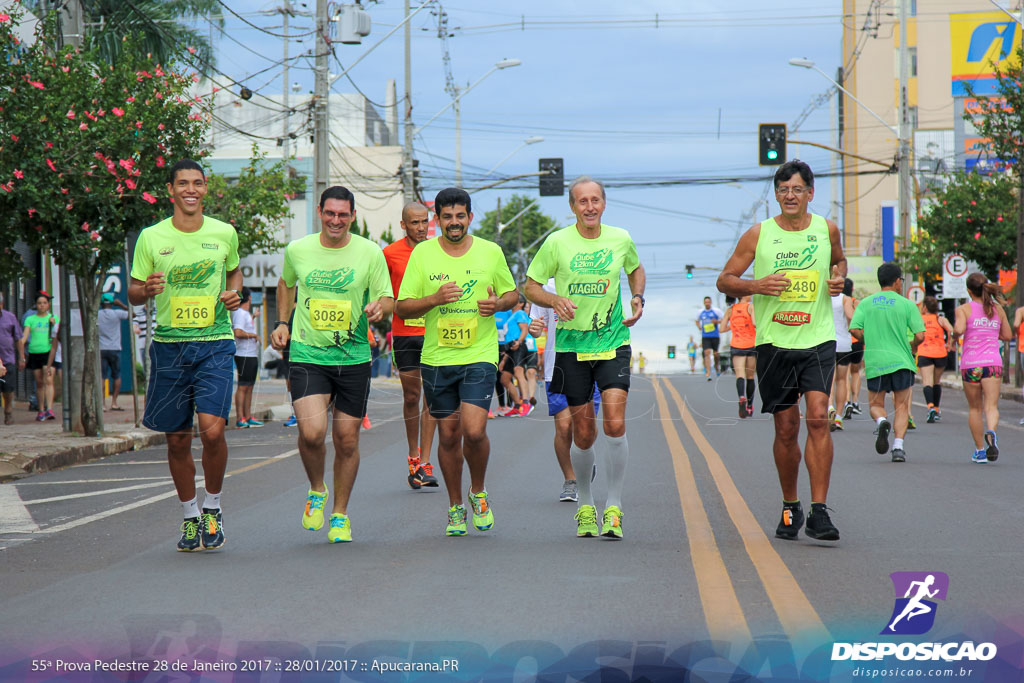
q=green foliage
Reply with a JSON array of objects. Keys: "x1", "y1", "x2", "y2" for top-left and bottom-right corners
[
  {"x1": 204, "y1": 145, "x2": 305, "y2": 258},
  {"x1": 380, "y1": 224, "x2": 395, "y2": 245},
  {"x1": 902, "y1": 172, "x2": 1017, "y2": 283},
  {"x1": 474, "y1": 194, "x2": 559, "y2": 280}
]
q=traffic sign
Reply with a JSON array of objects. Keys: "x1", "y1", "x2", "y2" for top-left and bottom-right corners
[
  {"x1": 943, "y1": 253, "x2": 969, "y2": 299},
  {"x1": 906, "y1": 284, "x2": 925, "y2": 304}
]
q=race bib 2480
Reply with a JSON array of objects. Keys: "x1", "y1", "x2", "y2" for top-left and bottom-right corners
[{"x1": 779, "y1": 270, "x2": 819, "y2": 302}]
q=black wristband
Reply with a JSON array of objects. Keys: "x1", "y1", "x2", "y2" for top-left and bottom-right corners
[
  {"x1": 274, "y1": 320, "x2": 289, "y2": 328},
  {"x1": 631, "y1": 294, "x2": 645, "y2": 307}
]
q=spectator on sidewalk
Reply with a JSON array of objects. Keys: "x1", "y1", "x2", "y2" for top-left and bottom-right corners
[
  {"x1": 98, "y1": 293, "x2": 131, "y2": 411},
  {"x1": 0, "y1": 293, "x2": 23, "y2": 425},
  {"x1": 231, "y1": 287, "x2": 262, "y2": 428},
  {"x1": 20, "y1": 291, "x2": 58, "y2": 421},
  {"x1": 20, "y1": 296, "x2": 42, "y2": 412}
]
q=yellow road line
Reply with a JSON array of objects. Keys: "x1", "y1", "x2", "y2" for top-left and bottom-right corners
[
  {"x1": 651, "y1": 377, "x2": 752, "y2": 646},
  {"x1": 662, "y1": 378, "x2": 831, "y2": 649}
]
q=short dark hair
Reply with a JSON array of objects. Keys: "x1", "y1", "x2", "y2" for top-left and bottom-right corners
[
  {"x1": 725, "y1": 295, "x2": 736, "y2": 305},
  {"x1": 877, "y1": 261, "x2": 902, "y2": 288},
  {"x1": 922, "y1": 295, "x2": 939, "y2": 314},
  {"x1": 843, "y1": 277, "x2": 854, "y2": 297},
  {"x1": 773, "y1": 160, "x2": 814, "y2": 190},
  {"x1": 434, "y1": 187, "x2": 471, "y2": 215},
  {"x1": 320, "y1": 185, "x2": 355, "y2": 212},
  {"x1": 169, "y1": 159, "x2": 205, "y2": 185},
  {"x1": 703, "y1": 296, "x2": 711, "y2": 302},
  {"x1": 240, "y1": 286, "x2": 251, "y2": 304}
]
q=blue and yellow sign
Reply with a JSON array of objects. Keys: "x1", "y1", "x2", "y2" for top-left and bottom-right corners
[{"x1": 950, "y1": 11, "x2": 1022, "y2": 96}]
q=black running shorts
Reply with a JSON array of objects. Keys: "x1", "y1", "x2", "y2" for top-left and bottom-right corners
[
  {"x1": 392, "y1": 335, "x2": 424, "y2": 372},
  {"x1": 550, "y1": 345, "x2": 630, "y2": 407},
  {"x1": 866, "y1": 368, "x2": 915, "y2": 393},
  {"x1": 289, "y1": 361, "x2": 372, "y2": 418},
  {"x1": 755, "y1": 340, "x2": 836, "y2": 414}
]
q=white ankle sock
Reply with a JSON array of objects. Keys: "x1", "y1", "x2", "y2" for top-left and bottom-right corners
[
  {"x1": 203, "y1": 491, "x2": 222, "y2": 511},
  {"x1": 182, "y1": 497, "x2": 200, "y2": 519},
  {"x1": 876, "y1": 415, "x2": 887, "y2": 426}
]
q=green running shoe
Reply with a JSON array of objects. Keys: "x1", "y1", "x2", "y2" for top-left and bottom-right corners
[
  {"x1": 469, "y1": 490, "x2": 494, "y2": 530},
  {"x1": 601, "y1": 505, "x2": 624, "y2": 539},
  {"x1": 177, "y1": 516, "x2": 202, "y2": 552},
  {"x1": 302, "y1": 487, "x2": 329, "y2": 531},
  {"x1": 327, "y1": 513, "x2": 352, "y2": 543},
  {"x1": 446, "y1": 504, "x2": 468, "y2": 536},
  {"x1": 574, "y1": 504, "x2": 599, "y2": 537}
]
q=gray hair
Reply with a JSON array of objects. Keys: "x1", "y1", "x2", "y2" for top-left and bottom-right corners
[{"x1": 568, "y1": 176, "x2": 606, "y2": 207}]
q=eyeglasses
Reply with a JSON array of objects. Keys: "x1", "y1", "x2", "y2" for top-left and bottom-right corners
[
  {"x1": 321, "y1": 211, "x2": 351, "y2": 220},
  {"x1": 776, "y1": 186, "x2": 810, "y2": 196}
]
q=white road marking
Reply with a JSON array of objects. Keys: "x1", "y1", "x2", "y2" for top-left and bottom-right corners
[
  {"x1": 0, "y1": 485, "x2": 40, "y2": 534},
  {"x1": 16, "y1": 477, "x2": 174, "y2": 485}
]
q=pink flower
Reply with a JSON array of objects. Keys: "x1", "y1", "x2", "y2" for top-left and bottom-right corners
[
  {"x1": 112, "y1": 107, "x2": 124, "y2": 117},
  {"x1": 79, "y1": 123, "x2": 88, "y2": 130},
  {"x1": 81, "y1": 222, "x2": 90, "y2": 231},
  {"x1": 60, "y1": 188, "x2": 68, "y2": 194},
  {"x1": 44, "y1": 141, "x2": 52, "y2": 149},
  {"x1": 28, "y1": 208, "x2": 37, "y2": 217},
  {"x1": 119, "y1": 159, "x2": 134, "y2": 170},
  {"x1": 142, "y1": 192, "x2": 157, "y2": 204},
  {"x1": 61, "y1": 66, "x2": 69, "y2": 73},
  {"x1": 13, "y1": 169, "x2": 23, "y2": 179},
  {"x1": 65, "y1": 203, "x2": 73, "y2": 211},
  {"x1": 126, "y1": 96, "x2": 136, "y2": 103},
  {"x1": 135, "y1": 121, "x2": 143, "y2": 130},
  {"x1": 66, "y1": 109, "x2": 75, "y2": 119},
  {"x1": 89, "y1": 231, "x2": 100, "y2": 241},
  {"x1": 25, "y1": 78, "x2": 44, "y2": 89},
  {"x1": 155, "y1": 156, "x2": 165, "y2": 167},
  {"x1": 187, "y1": 46, "x2": 197, "y2": 54},
  {"x1": 9, "y1": 135, "x2": 17, "y2": 142},
  {"x1": 157, "y1": 124, "x2": 165, "y2": 131},
  {"x1": 0, "y1": 13, "x2": 10, "y2": 23},
  {"x1": 46, "y1": 159, "x2": 56, "y2": 172},
  {"x1": 125, "y1": 178, "x2": 137, "y2": 190},
  {"x1": 97, "y1": 109, "x2": 105, "y2": 116}
]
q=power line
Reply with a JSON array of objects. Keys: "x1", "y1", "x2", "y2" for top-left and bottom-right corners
[{"x1": 211, "y1": 0, "x2": 299, "y2": 38}]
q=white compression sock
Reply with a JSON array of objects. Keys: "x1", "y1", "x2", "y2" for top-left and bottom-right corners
[
  {"x1": 571, "y1": 444, "x2": 597, "y2": 507},
  {"x1": 604, "y1": 434, "x2": 629, "y2": 510},
  {"x1": 182, "y1": 497, "x2": 200, "y2": 519}
]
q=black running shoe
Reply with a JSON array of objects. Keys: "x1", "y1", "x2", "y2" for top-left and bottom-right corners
[
  {"x1": 775, "y1": 502, "x2": 804, "y2": 540},
  {"x1": 177, "y1": 516, "x2": 202, "y2": 552},
  {"x1": 984, "y1": 430, "x2": 999, "y2": 462},
  {"x1": 739, "y1": 397, "x2": 748, "y2": 419},
  {"x1": 200, "y1": 508, "x2": 225, "y2": 550},
  {"x1": 875, "y1": 419, "x2": 891, "y2": 454},
  {"x1": 851, "y1": 402, "x2": 862, "y2": 415},
  {"x1": 411, "y1": 462, "x2": 439, "y2": 487},
  {"x1": 805, "y1": 503, "x2": 840, "y2": 541},
  {"x1": 891, "y1": 448, "x2": 906, "y2": 463},
  {"x1": 843, "y1": 402, "x2": 854, "y2": 420}
]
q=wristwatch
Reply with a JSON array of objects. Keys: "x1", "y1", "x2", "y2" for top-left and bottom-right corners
[
  {"x1": 274, "y1": 320, "x2": 289, "y2": 328},
  {"x1": 631, "y1": 294, "x2": 646, "y2": 307}
]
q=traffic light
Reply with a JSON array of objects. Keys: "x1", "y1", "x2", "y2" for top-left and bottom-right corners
[
  {"x1": 685, "y1": 264, "x2": 694, "y2": 279},
  {"x1": 667, "y1": 345, "x2": 676, "y2": 359},
  {"x1": 539, "y1": 158, "x2": 564, "y2": 196},
  {"x1": 758, "y1": 123, "x2": 786, "y2": 166}
]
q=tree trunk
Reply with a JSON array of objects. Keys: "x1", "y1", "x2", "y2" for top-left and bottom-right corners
[
  {"x1": 1017, "y1": 173, "x2": 1024, "y2": 388},
  {"x1": 76, "y1": 273, "x2": 103, "y2": 436}
]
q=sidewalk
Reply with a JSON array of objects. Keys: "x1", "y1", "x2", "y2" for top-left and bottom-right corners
[
  {"x1": 938, "y1": 374, "x2": 1023, "y2": 404},
  {"x1": 0, "y1": 378, "x2": 296, "y2": 482}
]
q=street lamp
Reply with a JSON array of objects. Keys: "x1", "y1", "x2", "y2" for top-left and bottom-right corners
[
  {"x1": 484, "y1": 136, "x2": 544, "y2": 177},
  {"x1": 414, "y1": 58, "x2": 523, "y2": 186},
  {"x1": 788, "y1": 57, "x2": 910, "y2": 255}
]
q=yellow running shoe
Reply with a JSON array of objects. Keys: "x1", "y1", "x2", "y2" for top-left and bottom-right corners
[
  {"x1": 601, "y1": 505, "x2": 623, "y2": 539},
  {"x1": 574, "y1": 504, "x2": 599, "y2": 537},
  {"x1": 469, "y1": 490, "x2": 494, "y2": 530},
  {"x1": 446, "y1": 504, "x2": 468, "y2": 536},
  {"x1": 327, "y1": 513, "x2": 352, "y2": 543},
  {"x1": 302, "y1": 487, "x2": 329, "y2": 531}
]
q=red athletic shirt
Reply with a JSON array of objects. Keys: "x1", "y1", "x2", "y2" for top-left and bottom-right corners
[{"x1": 383, "y1": 238, "x2": 425, "y2": 337}]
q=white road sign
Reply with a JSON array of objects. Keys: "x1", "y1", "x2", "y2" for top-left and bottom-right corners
[{"x1": 942, "y1": 253, "x2": 968, "y2": 299}]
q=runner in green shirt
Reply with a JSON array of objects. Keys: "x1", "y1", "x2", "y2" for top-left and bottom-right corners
[
  {"x1": 396, "y1": 187, "x2": 517, "y2": 537},
  {"x1": 128, "y1": 160, "x2": 242, "y2": 553},
  {"x1": 19, "y1": 292, "x2": 58, "y2": 420},
  {"x1": 849, "y1": 262, "x2": 925, "y2": 463},
  {"x1": 270, "y1": 185, "x2": 393, "y2": 544},
  {"x1": 524, "y1": 176, "x2": 646, "y2": 541}
]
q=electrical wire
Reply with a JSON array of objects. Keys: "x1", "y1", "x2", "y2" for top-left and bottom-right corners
[{"x1": 212, "y1": 0, "x2": 305, "y2": 38}]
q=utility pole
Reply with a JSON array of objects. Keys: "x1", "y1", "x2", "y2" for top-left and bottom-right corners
[
  {"x1": 897, "y1": 0, "x2": 912, "y2": 284},
  {"x1": 402, "y1": 0, "x2": 415, "y2": 203},
  {"x1": 313, "y1": 0, "x2": 329, "y2": 209},
  {"x1": 281, "y1": 0, "x2": 293, "y2": 245}
]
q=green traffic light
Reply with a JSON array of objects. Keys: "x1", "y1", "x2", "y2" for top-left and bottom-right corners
[
  {"x1": 767, "y1": 149, "x2": 778, "y2": 160},
  {"x1": 686, "y1": 272, "x2": 693, "y2": 279}
]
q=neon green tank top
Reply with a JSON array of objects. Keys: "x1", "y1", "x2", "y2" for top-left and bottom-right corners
[{"x1": 752, "y1": 214, "x2": 835, "y2": 349}]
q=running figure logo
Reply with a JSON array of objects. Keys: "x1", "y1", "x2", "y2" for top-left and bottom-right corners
[{"x1": 882, "y1": 571, "x2": 949, "y2": 635}]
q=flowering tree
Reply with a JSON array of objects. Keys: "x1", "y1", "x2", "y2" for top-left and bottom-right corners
[{"x1": 0, "y1": 10, "x2": 209, "y2": 435}]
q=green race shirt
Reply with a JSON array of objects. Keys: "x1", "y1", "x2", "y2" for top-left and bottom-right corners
[
  {"x1": 397, "y1": 236, "x2": 516, "y2": 368},
  {"x1": 282, "y1": 233, "x2": 392, "y2": 366},
  {"x1": 849, "y1": 290, "x2": 925, "y2": 379},
  {"x1": 525, "y1": 224, "x2": 640, "y2": 354},
  {"x1": 752, "y1": 214, "x2": 835, "y2": 349},
  {"x1": 24, "y1": 314, "x2": 58, "y2": 354},
  {"x1": 130, "y1": 216, "x2": 240, "y2": 343}
]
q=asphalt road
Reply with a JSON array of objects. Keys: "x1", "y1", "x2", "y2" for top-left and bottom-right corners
[{"x1": 1, "y1": 372, "x2": 1022, "y2": 681}]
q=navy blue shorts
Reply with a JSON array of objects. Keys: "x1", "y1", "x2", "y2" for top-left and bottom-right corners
[
  {"x1": 143, "y1": 339, "x2": 236, "y2": 433},
  {"x1": 421, "y1": 362, "x2": 496, "y2": 418},
  {"x1": 545, "y1": 381, "x2": 601, "y2": 417}
]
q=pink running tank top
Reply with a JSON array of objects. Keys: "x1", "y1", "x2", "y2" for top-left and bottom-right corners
[{"x1": 960, "y1": 301, "x2": 1002, "y2": 368}]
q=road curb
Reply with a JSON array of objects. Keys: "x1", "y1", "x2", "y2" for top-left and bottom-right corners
[
  {"x1": 0, "y1": 430, "x2": 167, "y2": 483},
  {"x1": 938, "y1": 376, "x2": 1022, "y2": 404}
]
